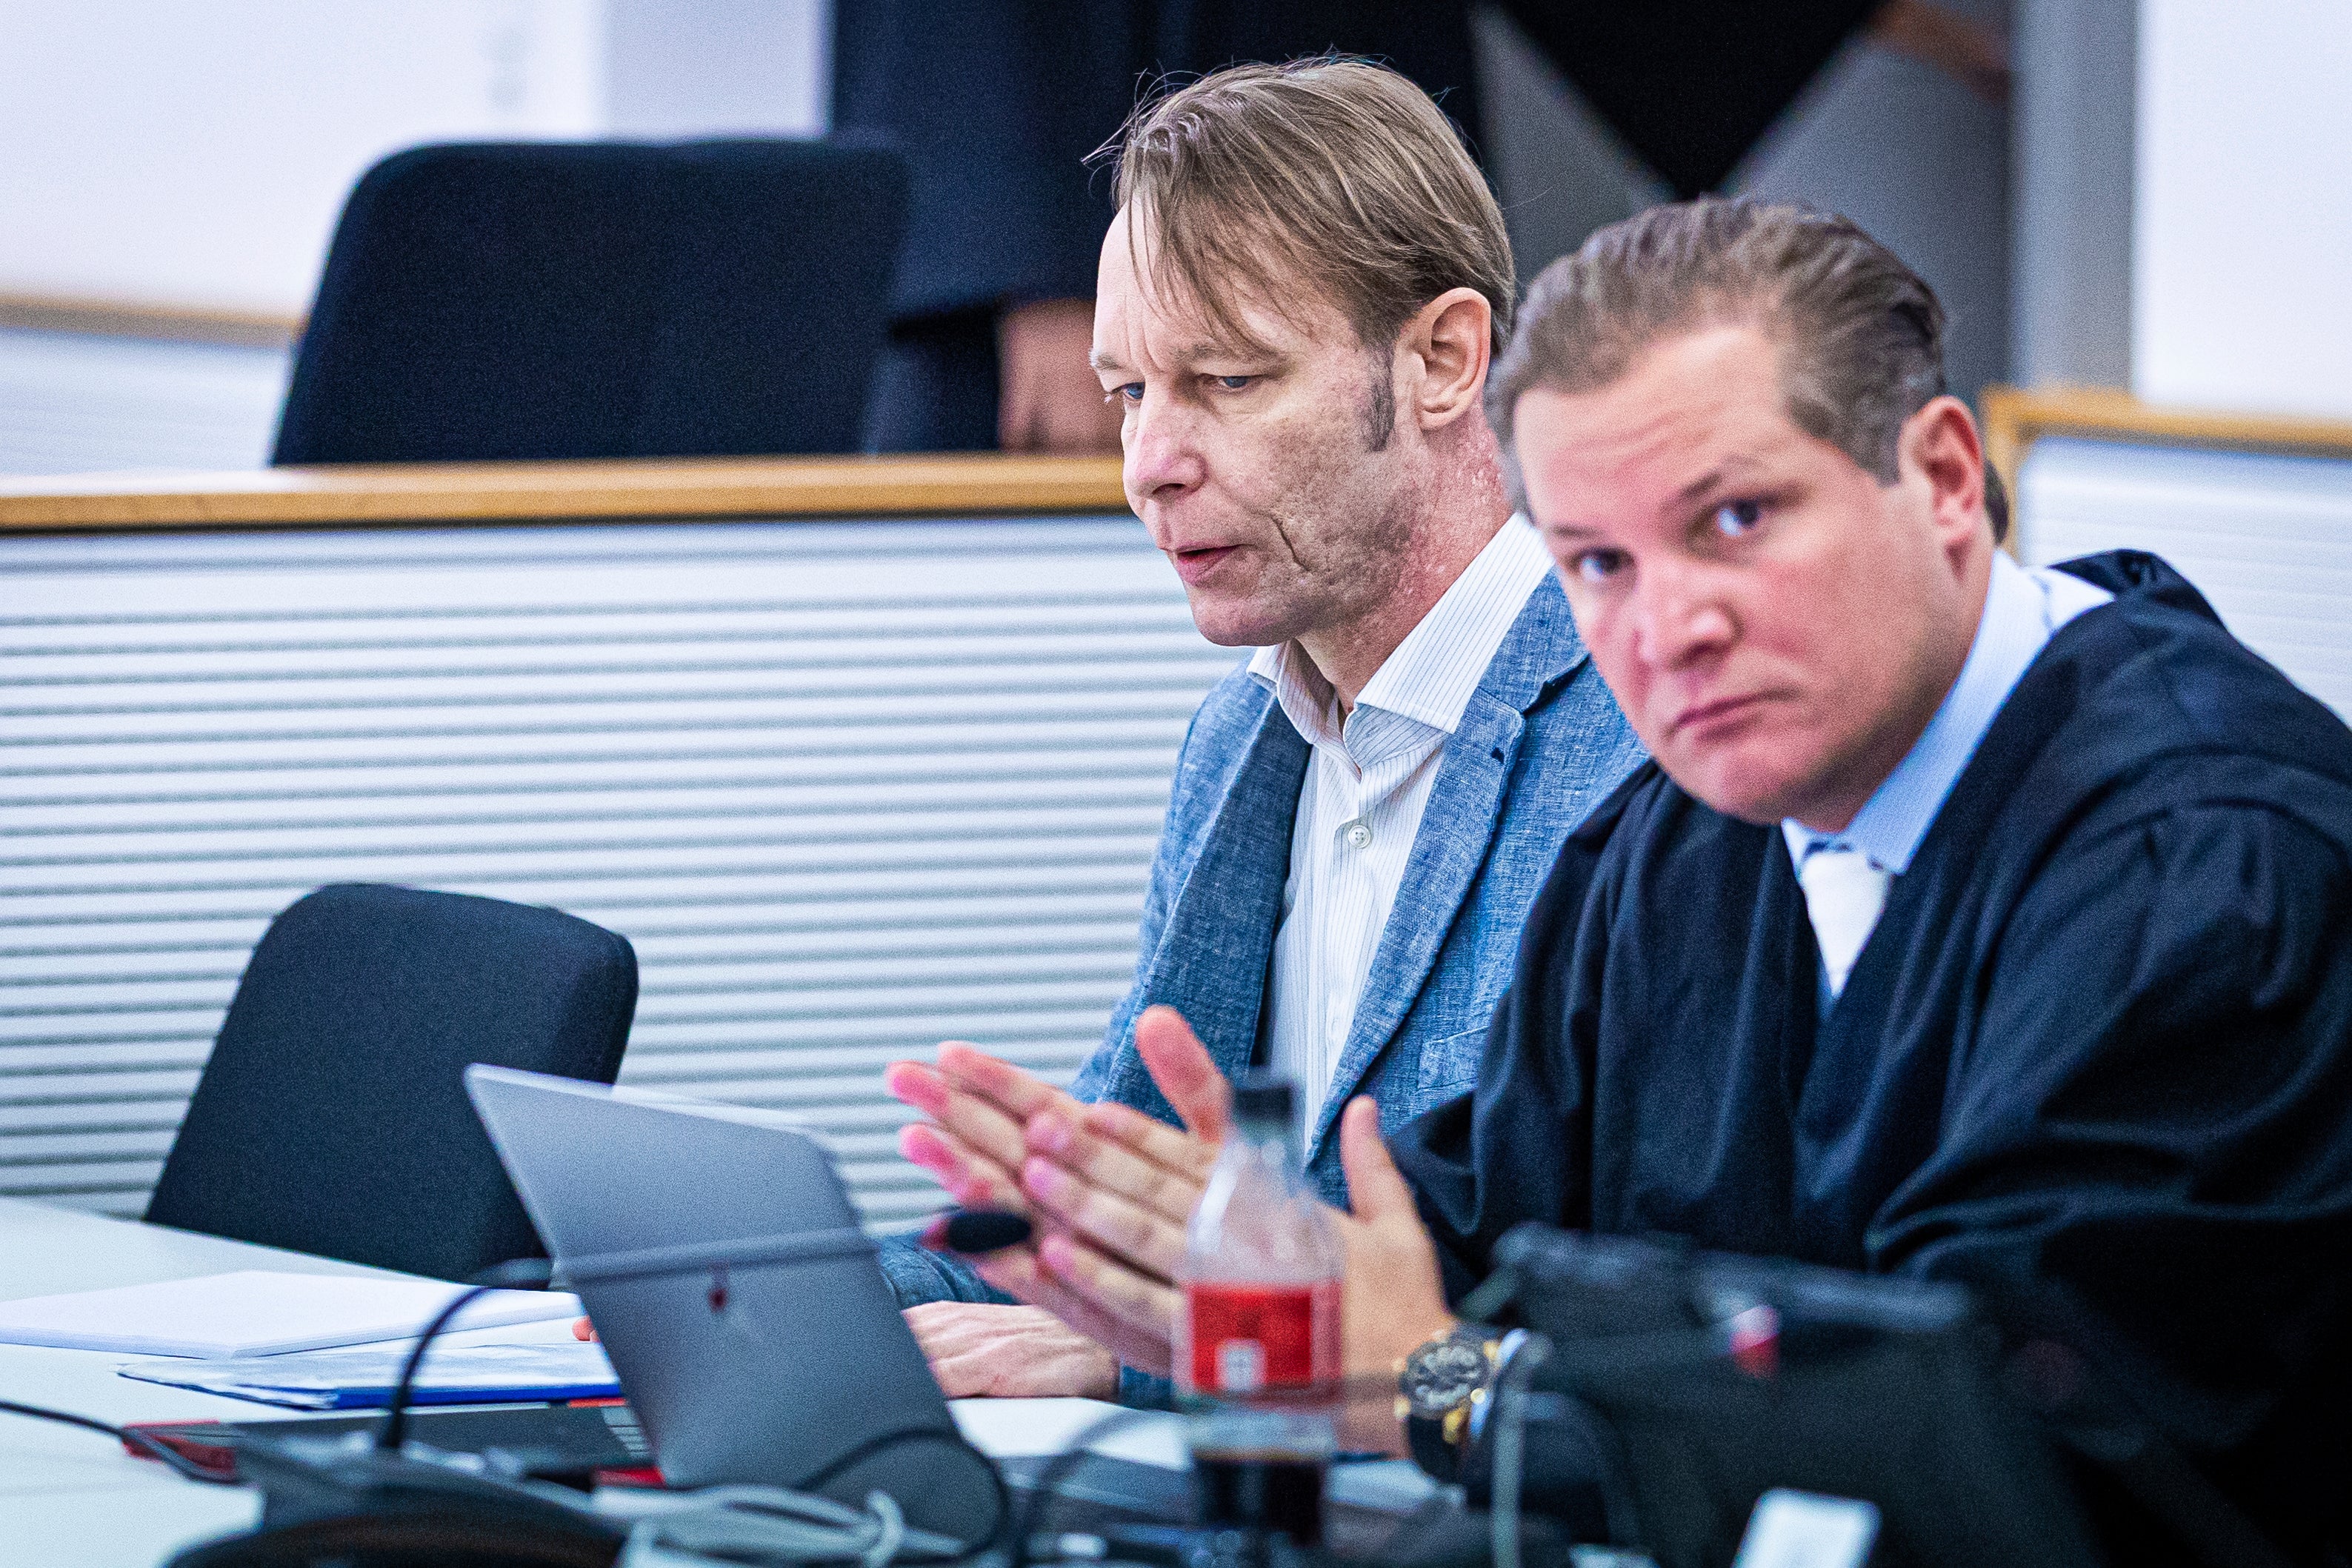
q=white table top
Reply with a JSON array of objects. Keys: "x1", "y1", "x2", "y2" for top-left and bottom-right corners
[
  {"x1": 0, "y1": 1197, "x2": 407, "y2": 1563},
  {"x1": 0, "y1": 1197, "x2": 1428, "y2": 1566},
  {"x1": 0, "y1": 1197, "x2": 1179, "y2": 1566}
]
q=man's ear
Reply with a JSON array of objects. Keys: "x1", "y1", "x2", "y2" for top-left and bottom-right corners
[
  {"x1": 1900, "y1": 396, "x2": 1990, "y2": 556},
  {"x1": 1400, "y1": 287, "x2": 1492, "y2": 431}
]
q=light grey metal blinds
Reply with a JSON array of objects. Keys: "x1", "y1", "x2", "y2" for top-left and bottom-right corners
[
  {"x1": 1, "y1": 516, "x2": 1232, "y2": 1226},
  {"x1": 2019, "y1": 437, "x2": 2352, "y2": 716}
]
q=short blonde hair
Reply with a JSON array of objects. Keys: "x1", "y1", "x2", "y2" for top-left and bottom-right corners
[{"x1": 1100, "y1": 57, "x2": 1514, "y2": 360}]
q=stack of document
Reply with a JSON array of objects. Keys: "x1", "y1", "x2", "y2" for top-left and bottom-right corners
[
  {"x1": 0, "y1": 1270, "x2": 582, "y2": 1357},
  {"x1": 117, "y1": 1340, "x2": 621, "y2": 1409},
  {"x1": 0, "y1": 1269, "x2": 607, "y2": 1409}
]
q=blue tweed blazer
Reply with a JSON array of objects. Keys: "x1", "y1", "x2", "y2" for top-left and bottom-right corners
[{"x1": 884, "y1": 574, "x2": 1644, "y2": 1305}]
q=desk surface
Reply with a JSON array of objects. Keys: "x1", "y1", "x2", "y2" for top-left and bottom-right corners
[
  {"x1": 0, "y1": 1198, "x2": 1307, "y2": 1566},
  {"x1": 0, "y1": 1198, "x2": 398, "y2": 1561}
]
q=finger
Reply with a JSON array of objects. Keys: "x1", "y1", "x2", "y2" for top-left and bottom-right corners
[
  {"x1": 1073, "y1": 1098, "x2": 1222, "y2": 1185},
  {"x1": 1019, "y1": 1153, "x2": 1188, "y2": 1278},
  {"x1": 1133, "y1": 1006, "x2": 1231, "y2": 1144},
  {"x1": 573, "y1": 1316, "x2": 596, "y2": 1342},
  {"x1": 1028, "y1": 1107, "x2": 1208, "y2": 1224},
  {"x1": 1338, "y1": 1096, "x2": 1418, "y2": 1223},
  {"x1": 884, "y1": 1059, "x2": 949, "y2": 1116},
  {"x1": 900, "y1": 1122, "x2": 1028, "y2": 1212},
  {"x1": 971, "y1": 1243, "x2": 1158, "y2": 1362},
  {"x1": 936, "y1": 1042, "x2": 1076, "y2": 1124},
  {"x1": 893, "y1": 1061, "x2": 1034, "y2": 1179},
  {"x1": 1036, "y1": 1230, "x2": 1182, "y2": 1339}
]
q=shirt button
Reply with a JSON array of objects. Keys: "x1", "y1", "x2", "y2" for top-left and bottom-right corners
[{"x1": 1343, "y1": 821, "x2": 1372, "y2": 849}]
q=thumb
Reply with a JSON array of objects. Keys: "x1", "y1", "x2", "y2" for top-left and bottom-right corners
[
  {"x1": 1133, "y1": 1004, "x2": 1230, "y2": 1144},
  {"x1": 1339, "y1": 1096, "x2": 1416, "y2": 1223}
]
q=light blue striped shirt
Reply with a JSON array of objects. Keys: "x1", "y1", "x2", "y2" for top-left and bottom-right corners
[{"x1": 1783, "y1": 553, "x2": 2114, "y2": 999}]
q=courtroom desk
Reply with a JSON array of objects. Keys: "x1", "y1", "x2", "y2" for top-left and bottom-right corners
[
  {"x1": 0, "y1": 1197, "x2": 1216, "y2": 1567},
  {"x1": 0, "y1": 1196, "x2": 605, "y2": 1562},
  {"x1": 0, "y1": 1197, "x2": 384, "y2": 1561}
]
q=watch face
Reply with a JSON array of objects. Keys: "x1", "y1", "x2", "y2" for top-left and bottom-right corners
[{"x1": 1401, "y1": 1336, "x2": 1491, "y2": 1418}]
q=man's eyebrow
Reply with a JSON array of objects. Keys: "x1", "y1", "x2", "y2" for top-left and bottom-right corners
[
  {"x1": 1539, "y1": 518, "x2": 1603, "y2": 544},
  {"x1": 1676, "y1": 456, "x2": 1763, "y2": 503},
  {"x1": 1087, "y1": 350, "x2": 1129, "y2": 373}
]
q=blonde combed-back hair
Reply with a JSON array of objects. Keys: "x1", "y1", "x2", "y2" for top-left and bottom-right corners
[{"x1": 1098, "y1": 57, "x2": 1514, "y2": 362}]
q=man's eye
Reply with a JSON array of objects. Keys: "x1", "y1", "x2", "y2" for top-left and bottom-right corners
[
  {"x1": 1573, "y1": 550, "x2": 1628, "y2": 584},
  {"x1": 1210, "y1": 375, "x2": 1255, "y2": 391},
  {"x1": 1712, "y1": 499, "x2": 1764, "y2": 537},
  {"x1": 1116, "y1": 383, "x2": 1145, "y2": 403}
]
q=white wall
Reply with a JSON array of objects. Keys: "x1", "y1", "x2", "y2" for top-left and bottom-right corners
[
  {"x1": 2134, "y1": 1, "x2": 2352, "y2": 419},
  {"x1": 0, "y1": 0, "x2": 826, "y2": 320}
]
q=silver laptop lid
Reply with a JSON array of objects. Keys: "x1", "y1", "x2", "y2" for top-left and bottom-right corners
[{"x1": 464, "y1": 1065, "x2": 993, "y2": 1535}]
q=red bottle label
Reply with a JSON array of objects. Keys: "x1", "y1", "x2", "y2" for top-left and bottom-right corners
[{"x1": 1183, "y1": 1281, "x2": 1340, "y2": 1393}]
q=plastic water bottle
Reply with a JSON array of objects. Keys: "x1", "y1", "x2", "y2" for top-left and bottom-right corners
[{"x1": 1176, "y1": 1072, "x2": 1343, "y2": 1547}]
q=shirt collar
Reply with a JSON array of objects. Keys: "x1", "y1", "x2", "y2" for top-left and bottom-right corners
[
  {"x1": 1249, "y1": 518, "x2": 1552, "y2": 758},
  {"x1": 1782, "y1": 553, "x2": 2113, "y2": 875}
]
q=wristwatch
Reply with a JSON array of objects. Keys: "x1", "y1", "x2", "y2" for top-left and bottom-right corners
[{"x1": 1395, "y1": 1323, "x2": 1507, "y2": 1482}]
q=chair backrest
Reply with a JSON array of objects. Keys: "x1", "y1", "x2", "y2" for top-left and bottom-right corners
[
  {"x1": 144, "y1": 884, "x2": 638, "y2": 1281},
  {"x1": 270, "y1": 139, "x2": 910, "y2": 464}
]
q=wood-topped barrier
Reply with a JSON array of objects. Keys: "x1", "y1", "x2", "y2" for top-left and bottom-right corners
[
  {"x1": 1980, "y1": 384, "x2": 2352, "y2": 503},
  {"x1": 0, "y1": 450, "x2": 1166, "y2": 1223},
  {"x1": 0, "y1": 452, "x2": 1132, "y2": 532}
]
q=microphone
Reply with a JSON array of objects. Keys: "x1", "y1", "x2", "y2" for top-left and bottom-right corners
[{"x1": 927, "y1": 1208, "x2": 1033, "y2": 1255}]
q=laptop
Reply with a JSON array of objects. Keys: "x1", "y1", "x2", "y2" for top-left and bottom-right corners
[{"x1": 463, "y1": 1064, "x2": 1000, "y2": 1540}]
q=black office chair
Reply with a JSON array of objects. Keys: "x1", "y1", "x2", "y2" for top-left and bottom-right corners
[
  {"x1": 271, "y1": 139, "x2": 910, "y2": 464},
  {"x1": 144, "y1": 884, "x2": 638, "y2": 1281}
]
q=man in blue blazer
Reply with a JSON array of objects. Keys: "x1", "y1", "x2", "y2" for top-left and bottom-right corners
[{"x1": 881, "y1": 59, "x2": 1642, "y2": 1399}]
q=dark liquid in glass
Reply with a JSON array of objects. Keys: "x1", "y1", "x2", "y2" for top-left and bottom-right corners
[{"x1": 1191, "y1": 1449, "x2": 1327, "y2": 1547}]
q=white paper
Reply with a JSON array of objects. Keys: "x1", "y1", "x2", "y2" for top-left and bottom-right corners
[
  {"x1": 1732, "y1": 1489, "x2": 1881, "y2": 1568},
  {"x1": 117, "y1": 1339, "x2": 619, "y2": 1409},
  {"x1": 0, "y1": 1270, "x2": 582, "y2": 1358}
]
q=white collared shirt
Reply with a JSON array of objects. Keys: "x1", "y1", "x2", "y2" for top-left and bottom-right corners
[{"x1": 1249, "y1": 519, "x2": 1555, "y2": 1132}]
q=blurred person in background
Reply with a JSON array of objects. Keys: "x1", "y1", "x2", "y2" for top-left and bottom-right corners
[{"x1": 833, "y1": 0, "x2": 2008, "y2": 455}]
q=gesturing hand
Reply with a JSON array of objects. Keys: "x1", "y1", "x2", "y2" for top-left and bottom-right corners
[
  {"x1": 882, "y1": 1020, "x2": 1218, "y2": 1375},
  {"x1": 902, "y1": 1302, "x2": 1119, "y2": 1399},
  {"x1": 1016, "y1": 1007, "x2": 1455, "y2": 1392}
]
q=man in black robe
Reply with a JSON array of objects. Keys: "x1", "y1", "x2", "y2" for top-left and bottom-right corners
[{"x1": 899, "y1": 200, "x2": 2352, "y2": 1562}]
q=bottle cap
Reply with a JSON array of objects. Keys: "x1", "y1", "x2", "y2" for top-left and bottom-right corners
[{"x1": 1230, "y1": 1071, "x2": 1295, "y2": 1123}]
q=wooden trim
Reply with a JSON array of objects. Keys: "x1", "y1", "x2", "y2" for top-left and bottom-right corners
[
  {"x1": 0, "y1": 453, "x2": 1130, "y2": 532},
  {"x1": 1979, "y1": 384, "x2": 2352, "y2": 504},
  {"x1": 0, "y1": 292, "x2": 302, "y2": 350}
]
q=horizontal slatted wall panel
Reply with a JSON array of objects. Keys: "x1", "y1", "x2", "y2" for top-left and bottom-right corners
[
  {"x1": 2019, "y1": 438, "x2": 2352, "y2": 716},
  {"x1": 0, "y1": 517, "x2": 1231, "y2": 1226}
]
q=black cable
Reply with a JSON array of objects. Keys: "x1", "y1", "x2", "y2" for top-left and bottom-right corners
[
  {"x1": 378, "y1": 1256, "x2": 556, "y2": 1453},
  {"x1": 796, "y1": 1421, "x2": 1012, "y2": 1560},
  {"x1": 0, "y1": 1395, "x2": 244, "y2": 1486}
]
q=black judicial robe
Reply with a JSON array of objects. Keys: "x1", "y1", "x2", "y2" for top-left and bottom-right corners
[{"x1": 1394, "y1": 552, "x2": 2352, "y2": 1561}]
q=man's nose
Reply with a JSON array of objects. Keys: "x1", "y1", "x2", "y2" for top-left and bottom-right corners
[
  {"x1": 1124, "y1": 390, "x2": 1205, "y2": 502},
  {"x1": 1633, "y1": 560, "x2": 1737, "y2": 670}
]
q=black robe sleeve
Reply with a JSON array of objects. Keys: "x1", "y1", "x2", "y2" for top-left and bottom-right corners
[{"x1": 1871, "y1": 794, "x2": 2352, "y2": 1558}]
